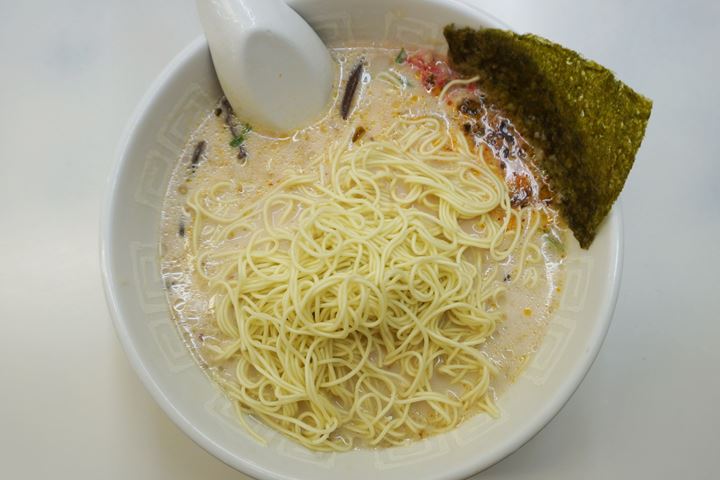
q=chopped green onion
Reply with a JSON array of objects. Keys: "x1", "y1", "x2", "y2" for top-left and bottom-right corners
[
  {"x1": 395, "y1": 48, "x2": 407, "y2": 64},
  {"x1": 544, "y1": 232, "x2": 565, "y2": 255},
  {"x1": 228, "y1": 123, "x2": 252, "y2": 148}
]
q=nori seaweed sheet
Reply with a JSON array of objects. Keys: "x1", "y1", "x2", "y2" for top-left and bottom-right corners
[{"x1": 444, "y1": 26, "x2": 652, "y2": 248}]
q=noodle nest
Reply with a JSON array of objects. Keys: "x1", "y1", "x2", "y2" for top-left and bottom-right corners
[{"x1": 187, "y1": 116, "x2": 537, "y2": 450}]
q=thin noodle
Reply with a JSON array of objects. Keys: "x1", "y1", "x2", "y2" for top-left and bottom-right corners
[
  {"x1": 186, "y1": 116, "x2": 538, "y2": 451},
  {"x1": 438, "y1": 75, "x2": 480, "y2": 101}
]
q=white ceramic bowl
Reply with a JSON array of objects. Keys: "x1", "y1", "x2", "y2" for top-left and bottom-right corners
[{"x1": 101, "y1": 1, "x2": 622, "y2": 478}]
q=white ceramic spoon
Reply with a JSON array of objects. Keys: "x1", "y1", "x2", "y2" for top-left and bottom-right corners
[{"x1": 196, "y1": 0, "x2": 334, "y2": 134}]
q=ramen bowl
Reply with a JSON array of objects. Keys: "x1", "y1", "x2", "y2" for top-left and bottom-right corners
[{"x1": 100, "y1": 0, "x2": 622, "y2": 478}]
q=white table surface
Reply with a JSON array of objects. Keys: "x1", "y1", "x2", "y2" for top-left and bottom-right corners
[{"x1": 1, "y1": 0, "x2": 718, "y2": 478}]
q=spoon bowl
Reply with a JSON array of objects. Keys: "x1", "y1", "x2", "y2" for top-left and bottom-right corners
[{"x1": 196, "y1": 0, "x2": 334, "y2": 133}]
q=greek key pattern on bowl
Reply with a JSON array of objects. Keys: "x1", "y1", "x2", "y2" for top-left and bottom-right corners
[
  {"x1": 450, "y1": 406, "x2": 508, "y2": 447},
  {"x1": 374, "y1": 434, "x2": 450, "y2": 470},
  {"x1": 383, "y1": 11, "x2": 442, "y2": 49},
  {"x1": 148, "y1": 316, "x2": 197, "y2": 373},
  {"x1": 130, "y1": 241, "x2": 165, "y2": 314},
  {"x1": 134, "y1": 149, "x2": 175, "y2": 211},
  {"x1": 559, "y1": 255, "x2": 594, "y2": 313},
  {"x1": 157, "y1": 84, "x2": 214, "y2": 153},
  {"x1": 312, "y1": 12, "x2": 354, "y2": 44},
  {"x1": 134, "y1": 83, "x2": 214, "y2": 210},
  {"x1": 204, "y1": 391, "x2": 280, "y2": 440},
  {"x1": 521, "y1": 315, "x2": 576, "y2": 386}
]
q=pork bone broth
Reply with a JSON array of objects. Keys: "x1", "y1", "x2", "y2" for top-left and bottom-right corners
[{"x1": 159, "y1": 46, "x2": 565, "y2": 451}]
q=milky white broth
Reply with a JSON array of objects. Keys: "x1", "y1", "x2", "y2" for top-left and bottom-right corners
[{"x1": 159, "y1": 46, "x2": 566, "y2": 446}]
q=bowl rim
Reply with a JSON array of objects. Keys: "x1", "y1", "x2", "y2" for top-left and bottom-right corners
[{"x1": 100, "y1": 3, "x2": 623, "y2": 478}]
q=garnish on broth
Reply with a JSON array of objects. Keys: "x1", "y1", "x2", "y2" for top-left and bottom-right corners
[
  {"x1": 220, "y1": 98, "x2": 251, "y2": 160},
  {"x1": 340, "y1": 61, "x2": 364, "y2": 119},
  {"x1": 189, "y1": 140, "x2": 206, "y2": 172},
  {"x1": 445, "y1": 26, "x2": 653, "y2": 248},
  {"x1": 406, "y1": 50, "x2": 456, "y2": 93},
  {"x1": 229, "y1": 123, "x2": 252, "y2": 148}
]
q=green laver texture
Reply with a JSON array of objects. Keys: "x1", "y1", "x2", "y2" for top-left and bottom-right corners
[{"x1": 444, "y1": 26, "x2": 652, "y2": 248}]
